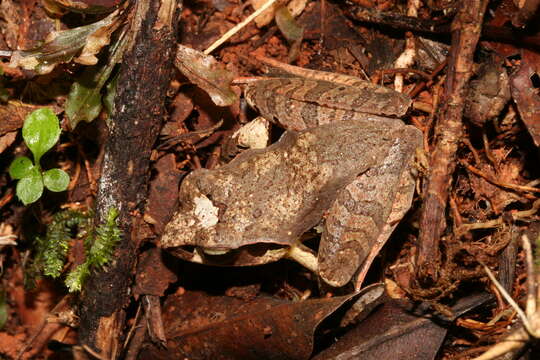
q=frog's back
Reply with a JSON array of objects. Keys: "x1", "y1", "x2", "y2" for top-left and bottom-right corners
[
  {"x1": 244, "y1": 78, "x2": 412, "y2": 131},
  {"x1": 161, "y1": 119, "x2": 412, "y2": 257}
]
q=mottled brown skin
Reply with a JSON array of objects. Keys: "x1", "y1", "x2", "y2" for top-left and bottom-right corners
[
  {"x1": 161, "y1": 75, "x2": 422, "y2": 287},
  {"x1": 244, "y1": 77, "x2": 411, "y2": 131}
]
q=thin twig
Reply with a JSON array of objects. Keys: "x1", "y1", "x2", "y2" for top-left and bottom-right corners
[
  {"x1": 482, "y1": 264, "x2": 532, "y2": 333},
  {"x1": 204, "y1": 0, "x2": 279, "y2": 55},
  {"x1": 462, "y1": 160, "x2": 540, "y2": 194},
  {"x1": 416, "y1": 0, "x2": 490, "y2": 283},
  {"x1": 521, "y1": 235, "x2": 537, "y2": 317}
]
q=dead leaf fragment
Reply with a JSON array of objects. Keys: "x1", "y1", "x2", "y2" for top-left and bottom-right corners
[
  {"x1": 313, "y1": 294, "x2": 492, "y2": 360},
  {"x1": 250, "y1": 0, "x2": 307, "y2": 28},
  {"x1": 0, "y1": 101, "x2": 49, "y2": 136},
  {"x1": 510, "y1": 49, "x2": 540, "y2": 147},
  {"x1": 0, "y1": 131, "x2": 17, "y2": 154},
  {"x1": 9, "y1": 9, "x2": 122, "y2": 74},
  {"x1": 175, "y1": 44, "x2": 237, "y2": 107},
  {"x1": 140, "y1": 290, "x2": 358, "y2": 360},
  {"x1": 144, "y1": 154, "x2": 183, "y2": 234},
  {"x1": 50, "y1": 0, "x2": 123, "y2": 14},
  {"x1": 133, "y1": 248, "x2": 177, "y2": 297}
]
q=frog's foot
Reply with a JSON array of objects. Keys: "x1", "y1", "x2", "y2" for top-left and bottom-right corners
[
  {"x1": 168, "y1": 243, "x2": 291, "y2": 267},
  {"x1": 285, "y1": 243, "x2": 318, "y2": 273},
  {"x1": 200, "y1": 247, "x2": 231, "y2": 256}
]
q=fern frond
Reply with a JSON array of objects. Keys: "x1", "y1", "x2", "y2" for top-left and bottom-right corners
[
  {"x1": 65, "y1": 263, "x2": 90, "y2": 292},
  {"x1": 33, "y1": 210, "x2": 91, "y2": 278},
  {"x1": 88, "y1": 208, "x2": 121, "y2": 269},
  {"x1": 65, "y1": 207, "x2": 121, "y2": 292}
]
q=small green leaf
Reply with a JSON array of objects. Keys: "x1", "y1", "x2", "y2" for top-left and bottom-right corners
[
  {"x1": 0, "y1": 290, "x2": 7, "y2": 330},
  {"x1": 16, "y1": 168, "x2": 43, "y2": 205},
  {"x1": 65, "y1": 28, "x2": 127, "y2": 129},
  {"x1": 65, "y1": 74, "x2": 103, "y2": 129},
  {"x1": 22, "y1": 108, "x2": 61, "y2": 164},
  {"x1": 43, "y1": 168, "x2": 70, "y2": 192},
  {"x1": 275, "y1": 6, "x2": 304, "y2": 43},
  {"x1": 65, "y1": 263, "x2": 89, "y2": 292},
  {"x1": 9, "y1": 156, "x2": 34, "y2": 179}
]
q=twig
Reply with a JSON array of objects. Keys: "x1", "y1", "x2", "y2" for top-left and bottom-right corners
[
  {"x1": 473, "y1": 234, "x2": 540, "y2": 359},
  {"x1": 416, "y1": 0, "x2": 490, "y2": 284},
  {"x1": 343, "y1": 1, "x2": 454, "y2": 35},
  {"x1": 461, "y1": 160, "x2": 540, "y2": 194},
  {"x1": 521, "y1": 235, "x2": 537, "y2": 317},
  {"x1": 204, "y1": 0, "x2": 279, "y2": 55},
  {"x1": 482, "y1": 264, "x2": 531, "y2": 333},
  {"x1": 393, "y1": 0, "x2": 420, "y2": 92},
  {"x1": 342, "y1": 2, "x2": 540, "y2": 51}
]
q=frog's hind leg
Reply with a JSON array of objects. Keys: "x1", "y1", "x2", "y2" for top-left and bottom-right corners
[{"x1": 318, "y1": 126, "x2": 422, "y2": 290}]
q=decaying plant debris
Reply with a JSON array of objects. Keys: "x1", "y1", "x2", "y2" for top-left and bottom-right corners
[{"x1": 1, "y1": 0, "x2": 540, "y2": 358}]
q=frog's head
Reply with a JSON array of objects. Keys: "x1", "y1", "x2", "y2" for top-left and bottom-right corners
[{"x1": 159, "y1": 159, "x2": 322, "y2": 267}]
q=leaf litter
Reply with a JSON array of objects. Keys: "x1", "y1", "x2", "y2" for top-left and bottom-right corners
[{"x1": 1, "y1": 0, "x2": 540, "y2": 359}]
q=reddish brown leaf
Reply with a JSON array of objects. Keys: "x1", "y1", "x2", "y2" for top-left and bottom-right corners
[
  {"x1": 140, "y1": 290, "x2": 358, "y2": 360},
  {"x1": 144, "y1": 154, "x2": 183, "y2": 234},
  {"x1": 0, "y1": 102, "x2": 46, "y2": 136},
  {"x1": 313, "y1": 294, "x2": 491, "y2": 360},
  {"x1": 133, "y1": 248, "x2": 177, "y2": 297}
]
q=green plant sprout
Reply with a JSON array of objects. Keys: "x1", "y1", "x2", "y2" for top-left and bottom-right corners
[{"x1": 8, "y1": 108, "x2": 70, "y2": 205}]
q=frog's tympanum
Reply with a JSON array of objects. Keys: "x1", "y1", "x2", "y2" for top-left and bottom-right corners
[{"x1": 161, "y1": 73, "x2": 423, "y2": 288}]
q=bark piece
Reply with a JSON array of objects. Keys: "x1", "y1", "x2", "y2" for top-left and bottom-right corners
[
  {"x1": 416, "y1": 0, "x2": 489, "y2": 284},
  {"x1": 78, "y1": 0, "x2": 179, "y2": 357}
]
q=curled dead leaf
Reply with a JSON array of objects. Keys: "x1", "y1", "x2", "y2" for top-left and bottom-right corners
[
  {"x1": 9, "y1": 9, "x2": 123, "y2": 74},
  {"x1": 175, "y1": 45, "x2": 237, "y2": 107}
]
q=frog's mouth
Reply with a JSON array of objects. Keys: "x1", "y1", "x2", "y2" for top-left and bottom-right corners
[{"x1": 168, "y1": 243, "x2": 289, "y2": 266}]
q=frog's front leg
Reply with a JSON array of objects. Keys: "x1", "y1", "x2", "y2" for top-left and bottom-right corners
[{"x1": 317, "y1": 126, "x2": 422, "y2": 289}]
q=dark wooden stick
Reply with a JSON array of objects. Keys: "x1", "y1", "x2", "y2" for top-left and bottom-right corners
[
  {"x1": 416, "y1": 0, "x2": 489, "y2": 284},
  {"x1": 343, "y1": 1, "x2": 453, "y2": 35},
  {"x1": 78, "y1": 0, "x2": 180, "y2": 357},
  {"x1": 343, "y1": 2, "x2": 540, "y2": 51}
]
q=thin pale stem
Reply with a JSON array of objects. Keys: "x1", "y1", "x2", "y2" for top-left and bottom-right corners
[
  {"x1": 482, "y1": 263, "x2": 533, "y2": 334},
  {"x1": 204, "y1": 0, "x2": 279, "y2": 55},
  {"x1": 521, "y1": 235, "x2": 537, "y2": 317}
]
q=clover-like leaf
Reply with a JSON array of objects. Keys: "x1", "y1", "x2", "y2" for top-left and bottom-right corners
[
  {"x1": 9, "y1": 156, "x2": 34, "y2": 180},
  {"x1": 22, "y1": 108, "x2": 61, "y2": 164},
  {"x1": 16, "y1": 168, "x2": 44, "y2": 205},
  {"x1": 43, "y1": 168, "x2": 70, "y2": 192}
]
